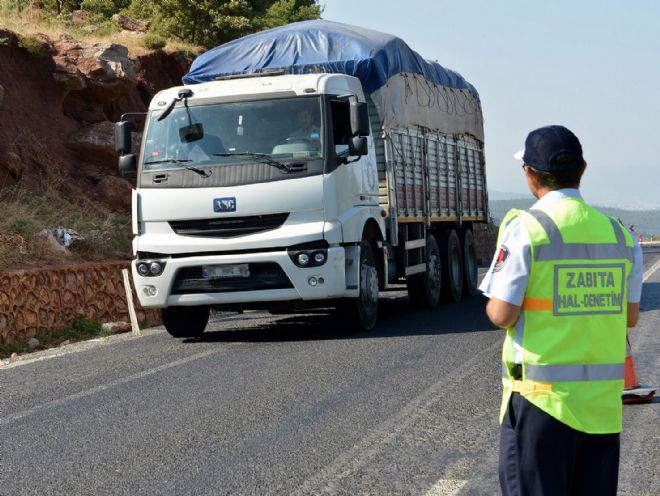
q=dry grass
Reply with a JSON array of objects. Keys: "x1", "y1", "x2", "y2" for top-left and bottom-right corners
[
  {"x1": 0, "y1": 6, "x2": 201, "y2": 58},
  {"x1": 0, "y1": 184, "x2": 132, "y2": 269}
]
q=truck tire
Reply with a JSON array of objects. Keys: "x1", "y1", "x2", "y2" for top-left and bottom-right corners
[
  {"x1": 461, "y1": 227, "x2": 479, "y2": 297},
  {"x1": 161, "y1": 306, "x2": 210, "y2": 338},
  {"x1": 407, "y1": 232, "x2": 442, "y2": 308},
  {"x1": 440, "y1": 229, "x2": 463, "y2": 302},
  {"x1": 338, "y1": 240, "x2": 379, "y2": 330}
]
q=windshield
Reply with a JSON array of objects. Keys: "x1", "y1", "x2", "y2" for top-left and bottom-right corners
[{"x1": 142, "y1": 96, "x2": 323, "y2": 171}]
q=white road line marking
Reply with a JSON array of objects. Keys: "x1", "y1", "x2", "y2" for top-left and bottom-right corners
[
  {"x1": 642, "y1": 259, "x2": 660, "y2": 283},
  {"x1": 0, "y1": 347, "x2": 225, "y2": 426},
  {"x1": 294, "y1": 340, "x2": 500, "y2": 495},
  {"x1": 425, "y1": 479, "x2": 467, "y2": 496}
]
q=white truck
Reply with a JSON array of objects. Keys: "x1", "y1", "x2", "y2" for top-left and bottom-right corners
[{"x1": 115, "y1": 20, "x2": 488, "y2": 337}]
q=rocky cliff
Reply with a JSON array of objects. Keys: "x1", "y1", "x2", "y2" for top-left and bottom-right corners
[{"x1": 0, "y1": 30, "x2": 190, "y2": 211}]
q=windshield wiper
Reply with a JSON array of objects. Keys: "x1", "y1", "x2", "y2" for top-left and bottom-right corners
[
  {"x1": 143, "y1": 158, "x2": 211, "y2": 178},
  {"x1": 214, "y1": 152, "x2": 293, "y2": 174}
]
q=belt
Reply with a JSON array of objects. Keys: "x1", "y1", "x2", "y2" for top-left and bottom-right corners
[
  {"x1": 505, "y1": 364, "x2": 552, "y2": 394},
  {"x1": 510, "y1": 379, "x2": 552, "y2": 393}
]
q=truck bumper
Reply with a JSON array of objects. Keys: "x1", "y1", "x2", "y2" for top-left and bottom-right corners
[{"x1": 133, "y1": 246, "x2": 347, "y2": 308}]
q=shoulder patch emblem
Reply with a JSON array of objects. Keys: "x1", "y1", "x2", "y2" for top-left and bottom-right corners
[{"x1": 493, "y1": 245, "x2": 510, "y2": 273}]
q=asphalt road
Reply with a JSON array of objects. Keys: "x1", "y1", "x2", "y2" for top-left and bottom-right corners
[{"x1": 1, "y1": 252, "x2": 658, "y2": 495}]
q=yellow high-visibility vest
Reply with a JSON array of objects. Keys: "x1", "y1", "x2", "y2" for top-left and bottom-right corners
[{"x1": 498, "y1": 197, "x2": 634, "y2": 433}]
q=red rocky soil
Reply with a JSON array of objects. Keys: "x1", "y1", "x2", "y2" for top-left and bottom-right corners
[{"x1": 0, "y1": 29, "x2": 190, "y2": 211}]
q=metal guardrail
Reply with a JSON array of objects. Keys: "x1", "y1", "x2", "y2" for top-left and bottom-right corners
[{"x1": 640, "y1": 241, "x2": 660, "y2": 254}]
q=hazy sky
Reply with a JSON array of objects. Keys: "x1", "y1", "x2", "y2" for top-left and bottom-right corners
[{"x1": 321, "y1": 0, "x2": 660, "y2": 207}]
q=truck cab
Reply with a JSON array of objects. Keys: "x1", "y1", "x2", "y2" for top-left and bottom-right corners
[{"x1": 116, "y1": 73, "x2": 385, "y2": 336}]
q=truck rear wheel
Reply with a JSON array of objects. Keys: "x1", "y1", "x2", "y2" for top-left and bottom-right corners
[
  {"x1": 461, "y1": 228, "x2": 479, "y2": 297},
  {"x1": 407, "y1": 232, "x2": 441, "y2": 308},
  {"x1": 440, "y1": 229, "x2": 463, "y2": 302},
  {"x1": 161, "y1": 306, "x2": 210, "y2": 338},
  {"x1": 337, "y1": 240, "x2": 379, "y2": 330}
]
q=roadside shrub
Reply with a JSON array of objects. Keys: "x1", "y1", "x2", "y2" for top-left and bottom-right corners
[
  {"x1": 17, "y1": 34, "x2": 42, "y2": 57},
  {"x1": 89, "y1": 19, "x2": 122, "y2": 37},
  {"x1": 141, "y1": 32, "x2": 166, "y2": 50},
  {"x1": 63, "y1": 314, "x2": 105, "y2": 338},
  {"x1": 0, "y1": 314, "x2": 110, "y2": 359}
]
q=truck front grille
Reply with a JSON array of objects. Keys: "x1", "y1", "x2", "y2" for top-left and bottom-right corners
[
  {"x1": 171, "y1": 263, "x2": 293, "y2": 294},
  {"x1": 169, "y1": 213, "x2": 289, "y2": 238}
]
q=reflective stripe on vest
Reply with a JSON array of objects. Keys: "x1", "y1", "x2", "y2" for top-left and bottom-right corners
[
  {"x1": 502, "y1": 363, "x2": 624, "y2": 382},
  {"x1": 526, "y1": 209, "x2": 634, "y2": 263}
]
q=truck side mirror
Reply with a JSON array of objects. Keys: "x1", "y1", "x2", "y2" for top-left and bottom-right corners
[
  {"x1": 115, "y1": 121, "x2": 133, "y2": 156},
  {"x1": 348, "y1": 136, "x2": 368, "y2": 157},
  {"x1": 350, "y1": 101, "x2": 370, "y2": 137},
  {"x1": 119, "y1": 154, "x2": 137, "y2": 175}
]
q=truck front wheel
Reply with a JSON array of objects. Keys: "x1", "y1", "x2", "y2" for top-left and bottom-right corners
[
  {"x1": 338, "y1": 240, "x2": 379, "y2": 330},
  {"x1": 161, "y1": 306, "x2": 210, "y2": 338}
]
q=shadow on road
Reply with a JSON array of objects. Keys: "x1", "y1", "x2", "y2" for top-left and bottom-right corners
[
  {"x1": 181, "y1": 255, "x2": 660, "y2": 345},
  {"x1": 193, "y1": 292, "x2": 497, "y2": 344},
  {"x1": 186, "y1": 274, "x2": 660, "y2": 345}
]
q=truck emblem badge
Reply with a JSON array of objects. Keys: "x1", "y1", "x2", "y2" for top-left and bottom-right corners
[{"x1": 214, "y1": 197, "x2": 236, "y2": 212}]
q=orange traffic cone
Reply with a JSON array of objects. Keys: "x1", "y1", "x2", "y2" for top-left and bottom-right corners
[{"x1": 622, "y1": 335, "x2": 656, "y2": 404}]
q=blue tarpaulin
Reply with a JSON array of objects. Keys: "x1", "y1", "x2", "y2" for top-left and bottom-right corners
[{"x1": 182, "y1": 20, "x2": 479, "y2": 100}]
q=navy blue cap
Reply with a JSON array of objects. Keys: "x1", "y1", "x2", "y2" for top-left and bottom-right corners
[{"x1": 518, "y1": 125, "x2": 584, "y2": 173}]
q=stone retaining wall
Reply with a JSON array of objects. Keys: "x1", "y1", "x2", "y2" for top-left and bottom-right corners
[
  {"x1": 0, "y1": 226, "x2": 498, "y2": 346},
  {"x1": 0, "y1": 261, "x2": 160, "y2": 345}
]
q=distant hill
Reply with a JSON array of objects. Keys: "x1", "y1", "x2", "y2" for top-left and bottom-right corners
[
  {"x1": 488, "y1": 190, "x2": 532, "y2": 201},
  {"x1": 489, "y1": 199, "x2": 660, "y2": 237}
]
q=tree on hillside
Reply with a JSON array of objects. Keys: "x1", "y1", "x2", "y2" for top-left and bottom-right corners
[
  {"x1": 27, "y1": 0, "x2": 129, "y2": 18},
  {"x1": 261, "y1": 0, "x2": 321, "y2": 29},
  {"x1": 148, "y1": 0, "x2": 254, "y2": 47},
  {"x1": 145, "y1": 0, "x2": 321, "y2": 47}
]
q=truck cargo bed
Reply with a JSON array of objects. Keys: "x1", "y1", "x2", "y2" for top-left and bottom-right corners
[{"x1": 368, "y1": 96, "x2": 488, "y2": 225}]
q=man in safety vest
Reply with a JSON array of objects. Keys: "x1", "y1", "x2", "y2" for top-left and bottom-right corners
[{"x1": 480, "y1": 125, "x2": 644, "y2": 495}]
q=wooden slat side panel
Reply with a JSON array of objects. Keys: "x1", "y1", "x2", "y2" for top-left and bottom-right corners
[
  {"x1": 384, "y1": 127, "x2": 487, "y2": 222},
  {"x1": 457, "y1": 136, "x2": 487, "y2": 219}
]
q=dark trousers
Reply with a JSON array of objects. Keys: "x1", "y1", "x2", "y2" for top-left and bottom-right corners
[{"x1": 499, "y1": 393, "x2": 620, "y2": 496}]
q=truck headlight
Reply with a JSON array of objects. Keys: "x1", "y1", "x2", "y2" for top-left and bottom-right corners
[
  {"x1": 289, "y1": 249, "x2": 328, "y2": 268},
  {"x1": 149, "y1": 262, "x2": 164, "y2": 276},
  {"x1": 135, "y1": 259, "x2": 167, "y2": 277},
  {"x1": 287, "y1": 241, "x2": 329, "y2": 268}
]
